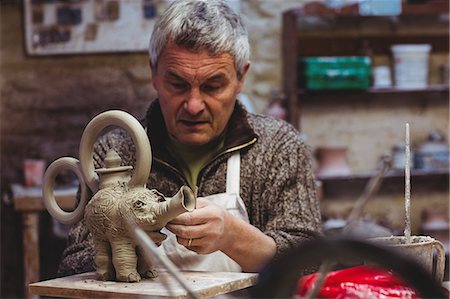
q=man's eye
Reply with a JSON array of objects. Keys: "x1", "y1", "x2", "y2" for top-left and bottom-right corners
[
  {"x1": 171, "y1": 82, "x2": 188, "y2": 90},
  {"x1": 201, "y1": 84, "x2": 221, "y2": 92}
]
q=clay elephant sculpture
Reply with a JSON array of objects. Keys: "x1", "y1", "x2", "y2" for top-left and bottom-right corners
[
  {"x1": 85, "y1": 176, "x2": 195, "y2": 282},
  {"x1": 43, "y1": 110, "x2": 196, "y2": 282}
]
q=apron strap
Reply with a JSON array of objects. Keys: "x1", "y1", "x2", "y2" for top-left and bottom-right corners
[{"x1": 226, "y1": 153, "x2": 240, "y2": 195}]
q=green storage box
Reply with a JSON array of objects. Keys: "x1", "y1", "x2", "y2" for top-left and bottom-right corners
[{"x1": 299, "y1": 56, "x2": 372, "y2": 90}]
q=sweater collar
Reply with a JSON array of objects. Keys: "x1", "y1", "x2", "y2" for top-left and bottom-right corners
[{"x1": 144, "y1": 99, "x2": 258, "y2": 162}]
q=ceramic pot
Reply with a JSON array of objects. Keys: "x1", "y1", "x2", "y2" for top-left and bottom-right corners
[
  {"x1": 370, "y1": 235, "x2": 445, "y2": 282},
  {"x1": 315, "y1": 146, "x2": 351, "y2": 176}
]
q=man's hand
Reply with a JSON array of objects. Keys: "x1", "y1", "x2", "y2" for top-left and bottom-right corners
[
  {"x1": 165, "y1": 197, "x2": 229, "y2": 254},
  {"x1": 146, "y1": 231, "x2": 167, "y2": 246},
  {"x1": 165, "y1": 197, "x2": 277, "y2": 272}
]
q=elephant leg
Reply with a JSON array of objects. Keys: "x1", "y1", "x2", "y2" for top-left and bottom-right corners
[
  {"x1": 137, "y1": 246, "x2": 158, "y2": 279},
  {"x1": 110, "y1": 238, "x2": 141, "y2": 282},
  {"x1": 93, "y1": 239, "x2": 114, "y2": 281}
]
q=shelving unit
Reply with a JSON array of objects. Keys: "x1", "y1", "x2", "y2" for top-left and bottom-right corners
[
  {"x1": 281, "y1": 0, "x2": 449, "y2": 198},
  {"x1": 282, "y1": 0, "x2": 449, "y2": 129},
  {"x1": 317, "y1": 168, "x2": 449, "y2": 199}
]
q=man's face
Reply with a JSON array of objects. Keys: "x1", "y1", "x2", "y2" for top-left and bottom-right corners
[{"x1": 151, "y1": 42, "x2": 249, "y2": 146}]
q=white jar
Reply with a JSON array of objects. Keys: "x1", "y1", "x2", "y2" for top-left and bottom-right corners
[
  {"x1": 391, "y1": 44, "x2": 431, "y2": 89},
  {"x1": 373, "y1": 65, "x2": 392, "y2": 88}
]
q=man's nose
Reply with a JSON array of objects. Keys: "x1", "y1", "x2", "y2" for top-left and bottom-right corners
[{"x1": 183, "y1": 89, "x2": 205, "y2": 115}]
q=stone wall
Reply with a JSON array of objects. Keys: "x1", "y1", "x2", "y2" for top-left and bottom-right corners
[
  {"x1": 0, "y1": 3, "x2": 158, "y2": 297},
  {"x1": 1, "y1": 1, "x2": 448, "y2": 297},
  {"x1": 241, "y1": 0, "x2": 311, "y2": 112},
  {"x1": 1, "y1": 15, "x2": 156, "y2": 186}
]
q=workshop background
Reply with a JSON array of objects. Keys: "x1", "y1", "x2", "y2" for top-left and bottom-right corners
[{"x1": 1, "y1": 0, "x2": 448, "y2": 298}]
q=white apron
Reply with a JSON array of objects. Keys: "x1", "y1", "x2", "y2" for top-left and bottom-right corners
[{"x1": 156, "y1": 153, "x2": 249, "y2": 272}]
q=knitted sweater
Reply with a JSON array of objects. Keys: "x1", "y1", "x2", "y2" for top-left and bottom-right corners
[{"x1": 57, "y1": 100, "x2": 322, "y2": 276}]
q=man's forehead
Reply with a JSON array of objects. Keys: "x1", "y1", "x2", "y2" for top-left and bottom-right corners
[
  {"x1": 160, "y1": 42, "x2": 235, "y2": 65},
  {"x1": 165, "y1": 69, "x2": 228, "y2": 82},
  {"x1": 159, "y1": 57, "x2": 235, "y2": 82}
]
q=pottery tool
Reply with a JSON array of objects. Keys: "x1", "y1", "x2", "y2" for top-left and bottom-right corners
[
  {"x1": 304, "y1": 260, "x2": 333, "y2": 299},
  {"x1": 125, "y1": 218, "x2": 200, "y2": 299},
  {"x1": 345, "y1": 155, "x2": 391, "y2": 231},
  {"x1": 404, "y1": 123, "x2": 411, "y2": 244}
]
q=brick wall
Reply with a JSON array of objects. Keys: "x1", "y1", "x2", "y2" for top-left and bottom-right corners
[
  {"x1": 1, "y1": 3, "x2": 157, "y2": 297},
  {"x1": 1, "y1": 1, "x2": 448, "y2": 297}
]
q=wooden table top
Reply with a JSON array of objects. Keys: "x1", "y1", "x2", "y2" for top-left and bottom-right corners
[
  {"x1": 29, "y1": 271, "x2": 258, "y2": 298},
  {"x1": 11, "y1": 184, "x2": 77, "y2": 212}
]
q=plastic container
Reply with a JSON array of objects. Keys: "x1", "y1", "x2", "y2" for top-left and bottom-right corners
[
  {"x1": 415, "y1": 142, "x2": 449, "y2": 170},
  {"x1": 391, "y1": 44, "x2": 431, "y2": 89},
  {"x1": 299, "y1": 56, "x2": 371, "y2": 90},
  {"x1": 373, "y1": 65, "x2": 392, "y2": 88},
  {"x1": 414, "y1": 130, "x2": 449, "y2": 170},
  {"x1": 391, "y1": 144, "x2": 414, "y2": 170}
]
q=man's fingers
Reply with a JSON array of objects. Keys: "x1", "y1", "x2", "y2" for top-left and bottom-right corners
[
  {"x1": 146, "y1": 231, "x2": 167, "y2": 246},
  {"x1": 166, "y1": 222, "x2": 208, "y2": 239},
  {"x1": 179, "y1": 236, "x2": 207, "y2": 249},
  {"x1": 147, "y1": 231, "x2": 166, "y2": 239},
  {"x1": 168, "y1": 205, "x2": 212, "y2": 225},
  {"x1": 168, "y1": 211, "x2": 196, "y2": 225}
]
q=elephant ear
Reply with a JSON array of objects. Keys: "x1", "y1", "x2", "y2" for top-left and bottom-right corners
[{"x1": 148, "y1": 189, "x2": 166, "y2": 202}]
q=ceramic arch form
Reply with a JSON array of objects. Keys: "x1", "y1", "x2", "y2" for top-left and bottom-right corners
[
  {"x1": 42, "y1": 157, "x2": 89, "y2": 224},
  {"x1": 79, "y1": 110, "x2": 152, "y2": 193}
]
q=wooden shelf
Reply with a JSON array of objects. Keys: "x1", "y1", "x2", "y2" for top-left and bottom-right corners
[
  {"x1": 287, "y1": 0, "x2": 449, "y2": 17},
  {"x1": 12, "y1": 184, "x2": 77, "y2": 212},
  {"x1": 317, "y1": 169, "x2": 449, "y2": 199},
  {"x1": 295, "y1": 33, "x2": 449, "y2": 57},
  {"x1": 317, "y1": 168, "x2": 449, "y2": 182},
  {"x1": 367, "y1": 85, "x2": 449, "y2": 94},
  {"x1": 297, "y1": 84, "x2": 449, "y2": 96}
]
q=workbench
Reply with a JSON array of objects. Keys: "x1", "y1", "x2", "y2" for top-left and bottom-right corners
[
  {"x1": 12, "y1": 184, "x2": 77, "y2": 299},
  {"x1": 29, "y1": 271, "x2": 258, "y2": 298}
]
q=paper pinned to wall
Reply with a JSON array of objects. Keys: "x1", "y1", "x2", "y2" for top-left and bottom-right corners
[
  {"x1": 24, "y1": 0, "x2": 169, "y2": 55},
  {"x1": 24, "y1": 0, "x2": 241, "y2": 56}
]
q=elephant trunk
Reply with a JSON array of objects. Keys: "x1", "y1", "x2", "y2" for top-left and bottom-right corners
[
  {"x1": 157, "y1": 186, "x2": 195, "y2": 226},
  {"x1": 155, "y1": 186, "x2": 196, "y2": 227}
]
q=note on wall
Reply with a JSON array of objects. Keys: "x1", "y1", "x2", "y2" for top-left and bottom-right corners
[
  {"x1": 24, "y1": 0, "x2": 241, "y2": 56},
  {"x1": 24, "y1": 0, "x2": 170, "y2": 55}
]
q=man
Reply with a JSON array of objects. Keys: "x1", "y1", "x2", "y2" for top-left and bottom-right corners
[{"x1": 58, "y1": 0, "x2": 321, "y2": 276}]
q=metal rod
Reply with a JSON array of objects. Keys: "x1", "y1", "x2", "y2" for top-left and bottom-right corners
[
  {"x1": 404, "y1": 123, "x2": 412, "y2": 243},
  {"x1": 125, "y1": 219, "x2": 200, "y2": 299},
  {"x1": 304, "y1": 260, "x2": 333, "y2": 299},
  {"x1": 345, "y1": 155, "x2": 391, "y2": 231}
]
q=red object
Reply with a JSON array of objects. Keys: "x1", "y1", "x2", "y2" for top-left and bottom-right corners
[
  {"x1": 24, "y1": 159, "x2": 45, "y2": 187},
  {"x1": 297, "y1": 265, "x2": 420, "y2": 299}
]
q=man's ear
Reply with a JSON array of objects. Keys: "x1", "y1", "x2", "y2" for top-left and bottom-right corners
[
  {"x1": 148, "y1": 58, "x2": 154, "y2": 72},
  {"x1": 237, "y1": 61, "x2": 251, "y2": 91},
  {"x1": 149, "y1": 58, "x2": 157, "y2": 89}
]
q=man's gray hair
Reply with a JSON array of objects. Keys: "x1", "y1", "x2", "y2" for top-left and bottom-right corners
[{"x1": 149, "y1": 0, "x2": 250, "y2": 78}]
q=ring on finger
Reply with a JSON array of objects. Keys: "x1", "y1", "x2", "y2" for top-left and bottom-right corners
[{"x1": 187, "y1": 238, "x2": 193, "y2": 247}]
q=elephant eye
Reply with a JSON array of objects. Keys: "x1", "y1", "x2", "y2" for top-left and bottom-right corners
[{"x1": 134, "y1": 200, "x2": 145, "y2": 208}]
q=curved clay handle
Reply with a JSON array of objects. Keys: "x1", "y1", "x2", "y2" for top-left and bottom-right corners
[
  {"x1": 79, "y1": 110, "x2": 152, "y2": 193},
  {"x1": 42, "y1": 157, "x2": 89, "y2": 224},
  {"x1": 432, "y1": 239, "x2": 445, "y2": 282}
]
